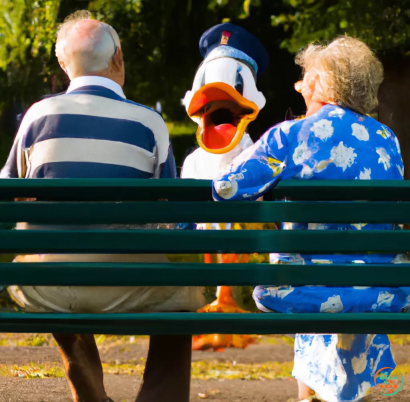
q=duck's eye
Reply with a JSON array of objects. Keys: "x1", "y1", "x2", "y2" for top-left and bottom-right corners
[{"x1": 235, "y1": 71, "x2": 244, "y2": 95}]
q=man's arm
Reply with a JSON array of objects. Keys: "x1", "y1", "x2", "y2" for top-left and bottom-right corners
[
  {"x1": 0, "y1": 101, "x2": 43, "y2": 178},
  {"x1": 160, "y1": 141, "x2": 177, "y2": 178},
  {"x1": 149, "y1": 111, "x2": 177, "y2": 179},
  {"x1": 213, "y1": 126, "x2": 289, "y2": 201},
  {"x1": 0, "y1": 139, "x2": 20, "y2": 178}
]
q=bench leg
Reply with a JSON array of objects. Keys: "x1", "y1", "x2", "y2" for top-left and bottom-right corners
[
  {"x1": 135, "y1": 334, "x2": 192, "y2": 402},
  {"x1": 53, "y1": 333, "x2": 112, "y2": 402}
]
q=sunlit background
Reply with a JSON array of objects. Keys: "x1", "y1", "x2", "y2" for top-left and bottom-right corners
[{"x1": 1, "y1": 0, "x2": 410, "y2": 173}]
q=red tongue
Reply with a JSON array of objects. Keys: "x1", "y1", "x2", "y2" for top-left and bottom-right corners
[{"x1": 203, "y1": 124, "x2": 237, "y2": 150}]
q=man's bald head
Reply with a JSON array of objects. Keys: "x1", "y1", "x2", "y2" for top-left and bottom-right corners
[{"x1": 56, "y1": 11, "x2": 123, "y2": 83}]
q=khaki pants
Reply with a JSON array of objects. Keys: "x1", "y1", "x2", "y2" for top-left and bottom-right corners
[{"x1": 9, "y1": 253, "x2": 205, "y2": 313}]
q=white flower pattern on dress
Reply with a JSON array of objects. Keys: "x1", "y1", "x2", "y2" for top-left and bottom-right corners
[
  {"x1": 376, "y1": 147, "x2": 391, "y2": 170},
  {"x1": 293, "y1": 142, "x2": 312, "y2": 165},
  {"x1": 214, "y1": 180, "x2": 237, "y2": 199},
  {"x1": 311, "y1": 119, "x2": 334, "y2": 141},
  {"x1": 359, "y1": 168, "x2": 371, "y2": 180},
  {"x1": 371, "y1": 291, "x2": 395, "y2": 311},
  {"x1": 351, "y1": 123, "x2": 369, "y2": 141},
  {"x1": 328, "y1": 108, "x2": 345, "y2": 118},
  {"x1": 394, "y1": 137, "x2": 401, "y2": 154},
  {"x1": 352, "y1": 353, "x2": 368, "y2": 375},
  {"x1": 320, "y1": 295, "x2": 344, "y2": 313},
  {"x1": 269, "y1": 286, "x2": 294, "y2": 299},
  {"x1": 299, "y1": 164, "x2": 314, "y2": 179},
  {"x1": 330, "y1": 142, "x2": 357, "y2": 171}
]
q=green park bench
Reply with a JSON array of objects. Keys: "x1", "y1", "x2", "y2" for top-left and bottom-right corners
[{"x1": 0, "y1": 178, "x2": 410, "y2": 335}]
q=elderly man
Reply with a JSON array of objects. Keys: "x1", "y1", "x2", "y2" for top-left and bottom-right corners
[{"x1": 1, "y1": 10, "x2": 204, "y2": 402}]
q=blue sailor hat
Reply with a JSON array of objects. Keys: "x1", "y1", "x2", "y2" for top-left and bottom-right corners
[{"x1": 199, "y1": 22, "x2": 269, "y2": 79}]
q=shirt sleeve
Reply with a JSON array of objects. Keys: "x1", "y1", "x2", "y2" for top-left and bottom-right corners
[
  {"x1": 213, "y1": 126, "x2": 289, "y2": 201},
  {"x1": 160, "y1": 141, "x2": 177, "y2": 179},
  {"x1": 0, "y1": 107, "x2": 32, "y2": 178},
  {"x1": 0, "y1": 102, "x2": 41, "y2": 179},
  {"x1": 0, "y1": 139, "x2": 19, "y2": 178}
]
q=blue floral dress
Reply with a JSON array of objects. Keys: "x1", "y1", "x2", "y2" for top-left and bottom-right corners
[{"x1": 213, "y1": 105, "x2": 409, "y2": 402}]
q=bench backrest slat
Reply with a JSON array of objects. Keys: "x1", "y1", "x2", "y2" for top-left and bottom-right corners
[
  {"x1": 1, "y1": 229, "x2": 410, "y2": 254},
  {"x1": 3, "y1": 179, "x2": 410, "y2": 201},
  {"x1": 0, "y1": 262, "x2": 409, "y2": 287},
  {"x1": 2, "y1": 201, "x2": 410, "y2": 224}
]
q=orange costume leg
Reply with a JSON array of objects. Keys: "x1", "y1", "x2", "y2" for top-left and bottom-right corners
[
  {"x1": 198, "y1": 253, "x2": 250, "y2": 313},
  {"x1": 193, "y1": 253, "x2": 254, "y2": 351}
]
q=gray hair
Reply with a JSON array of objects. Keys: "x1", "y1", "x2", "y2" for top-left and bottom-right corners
[
  {"x1": 296, "y1": 36, "x2": 383, "y2": 115},
  {"x1": 56, "y1": 10, "x2": 121, "y2": 78}
]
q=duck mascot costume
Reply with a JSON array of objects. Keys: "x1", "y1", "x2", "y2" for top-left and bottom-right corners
[{"x1": 181, "y1": 23, "x2": 271, "y2": 349}]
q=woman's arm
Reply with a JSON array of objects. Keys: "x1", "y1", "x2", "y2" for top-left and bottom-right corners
[{"x1": 213, "y1": 126, "x2": 289, "y2": 201}]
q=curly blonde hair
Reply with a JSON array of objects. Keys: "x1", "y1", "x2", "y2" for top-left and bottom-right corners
[{"x1": 295, "y1": 36, "x2": 383, "y2": 115}]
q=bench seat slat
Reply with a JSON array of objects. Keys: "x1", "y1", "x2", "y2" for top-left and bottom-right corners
[
  {"x1": 1, "y1": 229, "x2": 410, "y2": 253},
  {"x1": 2, "y1": 263, "x2": 410, "y2": 286},
  {"x1": 0, "y1": 312, "x2": 408, "y2": 335},
  {"x1": 3, "y1": 201, "x2": 410, "y2": 224}
]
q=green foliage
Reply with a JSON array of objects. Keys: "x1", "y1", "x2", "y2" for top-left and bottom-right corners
[
  {"x1": 87, "y1": 0, "x2": 260, "y2": 122},
  {"x1": 0, "y1": 0, "x2": 60, "y2": 104},
  {"x1": 272, "y1": 0, "x2": 410, "y2": 54},
  {"x1": 0, "y1": 0, "x2": 305, "y2": 162},
  {"x1": 0, "y1": 0, "x2": 59, "y2": 69}
]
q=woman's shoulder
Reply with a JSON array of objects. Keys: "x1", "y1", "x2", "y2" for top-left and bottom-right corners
[{"x1": 265, "y1": 119, "x2": 300, "y2": 137}]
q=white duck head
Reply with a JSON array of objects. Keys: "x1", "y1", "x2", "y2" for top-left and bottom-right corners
[{"x1": 182, "y1": 23, "x2": 269, "y2": 154}]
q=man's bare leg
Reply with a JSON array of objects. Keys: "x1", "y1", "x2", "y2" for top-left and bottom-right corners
[
  {"x1": 136, "y1": 334, "x2": 192, "y2": 402},
  {"x1": 53, "y1": 333, "x2": 112, "y2": 402}
]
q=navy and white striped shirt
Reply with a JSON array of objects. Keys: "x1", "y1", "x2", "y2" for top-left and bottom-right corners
[{"x1": 1, "y1": 76, "x2": 176, "y2": 179}]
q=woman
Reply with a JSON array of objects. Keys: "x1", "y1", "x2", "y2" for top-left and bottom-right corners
[{"x1": 213, "y1": 36, "x2": 409, "y2": 402}]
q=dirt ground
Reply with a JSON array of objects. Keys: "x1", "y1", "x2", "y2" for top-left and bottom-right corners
[
  {"x1": 1, "y1": 374, "x2": 410, "y2": 402},
  {"x1": 0, "y1": 337, "x2": 410, "y2": 401}
]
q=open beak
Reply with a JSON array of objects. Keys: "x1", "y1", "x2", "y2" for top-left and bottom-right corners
[{"x1": 188, "y1": 82, "x2": 259, "y2": 154}]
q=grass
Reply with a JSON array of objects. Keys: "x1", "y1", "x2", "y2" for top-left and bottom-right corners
[
  {"x1": 388, "y1": 335, "x2": 410, "y2": 346},
  {"x1": 0, "y1": 334, "x2": 410, "y2": 381},
  {"x1": 0, "y1": 360, "x2": 294, "y2": 380},
  {"x1": 0, "y1": 362, "x2": 65, "y2": 379},
  {"x1": 0, "y1": 333, "x2": 149, "y2": 348},
  {"x1": 6, "y1": 358, "x2": 410, "y2": 381},
  {"x1": 0, "y1": 334, "x2": 297, "y2": 380},
  {"x1": 191, "y1": 360, "x2": 294, "y2": 380}
]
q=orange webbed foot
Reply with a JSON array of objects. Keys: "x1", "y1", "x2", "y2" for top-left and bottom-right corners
[{"x1": 198, "y1": 286, "x2": 250, "y2": 313}]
